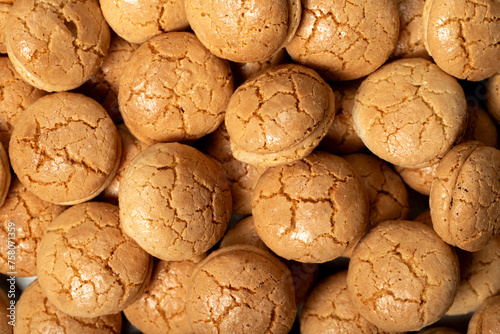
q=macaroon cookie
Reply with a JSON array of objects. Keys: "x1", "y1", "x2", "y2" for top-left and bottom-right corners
[
  {"x1": 124, "y1": 255, "x2": 205, "y2": 334},
  {"x1": 9, "y1": 92, "x2": 121, "y2": 205},
  {"x1": 463, "y1": 105, "x2": 498, "y2": 147},
  {"x1": 0, "y1": 142, "x2": 10, "y2": 208},
  {"x1": 0, "y1": 57, "x2": 45, "y2": 149},
  {"x1": 0, "y1": 1, "x2": 14, "y2": 54},
  {"x1": 219, "y1": 216, "x2": 268, "y2": 251},
  {"x1": 0, "y1": 288, "x2": 12, "y2": 334},
  {"x1": 36, "y1": 202, "x2": 152, "y2": 318},
  {"x1": 430, "y1": 141, "x2": 500, "y2": 252},
  {"x1": 100, "y1": 0, "x2": 188, "y2": 44},
  {"x1": 395, "y1": 161, "x2": 439, "y2": 196},
  {"x1": 186, "y1": 245, "x2": 296, "y2": 334},
  {"x1": 352, "y1": 58, "x2": 467, "y2": 168},
  {"x1": 230, "y1": 48, "x2": 288, "y2": 85},
  {"x1": 185, "y1": 0, "x2": 301, "y2": 63},
  {"x1": 467, "y1": 294, "x2": 500, "y2": 334},
  {"x1": 119, "y1": 32, "x2": 233, "y2": 144},
  {"x1": 15, "y1": 280, "x2": 122, "y2": 333},
  {"x1": 5, "y1": 0, "x2": 110, "y2": 92},
  {"x1": 286, "y1": 0, "x2": 399, "y2": 81},
  {"x1": 253, "y1": 151, "x2": 369, "y2": 263},
  {"x1": 119, "y1": 142, "x2": 232, "y2": 261},
  {"x1": 0, "y1": 177, "x2": 66, "y2": 277},
  {"x1": 486, "y1": 74, "x2": 500, "y2": 123},
  {"x1": 347, "y1": 220, "x2": 460, "y2": 332},
  {"x1": 343, "y1": 153, "x2": 410, "y2": 227},
  {"x1": 423, "y1": 0, "x2": 500, "y2": 81},
  {"x1": 225, "y1": 64, "x2": 336, "y2": 167},
  {"x1": 392, "y1": 0, "x2": 430, "y2": 59}
]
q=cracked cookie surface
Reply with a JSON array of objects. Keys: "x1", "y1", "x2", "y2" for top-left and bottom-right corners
[
  {"x1": 395, "y1": 161, "x2": 439, "y2": 196},
  {"x1": 5, "y1": 0, "x2": 110, "y2": 92},
  {"x1": 119, "y1": 142, "x2": 232, "y2": 261},
  {"x1": 16, "y1": 280, "x2": 122, "y2": 333},
  {"x1": 9, "y1": 92, "x2": 121, "y2": 205},
  {"x1": 347, "y1": 220, "x2": 459, "y2": 332},
  {"x1": 286, "y1": 0, "x2": 399, "y2": 81},
  {"x1": 119, "y1": 32, "x2": 233, "y2": 144},
  {"x1": 0, "y1": 1, "x2": 13, "y2": 54},
  {"x1": 252, "y1": 151, "x2": 369, "y2": 263},
  {"x1": 352, "y1": 58, "x2": 467, "y2": 168},
  {"x1": 393, "y1": 0, "x2": 430, "y2": 59},
  {"x1": 467, "y1": 294, "x2": 500, "y2": 334},
  {"x1": 36, "y1": 202, "x2": 152, "y2": 318},
  {"x1": 186, "y1": 245, "x2": 296, "y2": 334}
]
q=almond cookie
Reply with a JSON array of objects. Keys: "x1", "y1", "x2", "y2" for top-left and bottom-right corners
[
  {"x1": 430, "y1": 141, "x2": 500, "y2": 252},
  {"x1": 0, "y1": 288, "x2": 12, "y2": 334},
  {"x1": 423, "y1": 0, "x2": 500, "y2": 81},
  {"x1": 463, "y1": 105, "x2": 498, "y2": 147},
  {"x1": 9, "y1": 92, "x2": 121, "y2": 205},
  {"x1": 344, "y1": 153, "x2": 410, "y2": 227},
  {"x1": 253, "y1": 151, "x2": 369, "y2": 263},
  {"x1": 392, "y1": 0, "x2": 430, "y2": 59},
  {"x1": 219, "y1": 216, "x2": 268, "y2": 251},
  {"x1": 0, "y1": 1, "x2": 13, "y2": 54},
  {"x1": 5, "y1": 0, "x2": 110, "y2": 92},
  {"x1": 100, "y1": 0, "x2": 188, "y2": 44},
  {"x1": 119, "y1": 142, "x2": 232, "y2": 261},
  {"x1": 119, "y1": 32, "x2": 233, "y2": 144},
  {"x1": 0, "y1": 142, "x2": 10, "y2": 208},
  {"x1": 467, "y1": 294, "x2": 500, "y2": 334},
  {"x1": 0, "y1": 177, "x2": 65, "y2": 277},
  {"x1": 185, "y1": 0, "x2": 301, "y2": 63},
  {"x1": 286, "y1": 0, "x2": 399, "y2": 81},
  {"x1": 230, "y1": 48, "x2": 288, "y2": 85},
  {"x1": 124, "y1": 255, "x2": 205, "y2": 334},
  {"x1": 415, "y1": 209, "x2": 433, "y2": 226},
  {"x1": 225, "y1": 64, "x2": 336, "y2": 167},
  {"x1": 36, "y1": 202, "x2": 152, "y2": 318},
  {"x1": 486, "y1": 74, "x2": 500, "y2": 123},
  {"x1": 352, "y1": 58, "x2": 467, "y2": 168},
  {"x1": 0, "y1": 57, "x2": 45, "y2": 149},
  {"x1": 347, "y1": 220, "x2": 459, "y2": 332},
  {"x1": 395, "y1": 161, "x2": 439, "y2": 196},
  {"x1": 186, "y1": 245, "x2": 296, "y2": 334},
  {"x1": 15, "y1": 280, "x2": 122, "y2": 333}
]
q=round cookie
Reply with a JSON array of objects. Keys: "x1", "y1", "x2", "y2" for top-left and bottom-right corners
[
  {"x1": 300, "y1": 271, "x2": 389, "y2": 334},
  {"x1": 347, "y1": 220, "x2": 460, "y2": 332},
  {"x1": 230, "y1": 48, "x2": 288, "y2": 86},
  {"x1": 0, "y1": 57, "x2": 46, "y2": 149},
  {"x1": 119, "y1": 32, "x2": 233, "y2": 144},
  {"x1": 9, "y1": 92, "x2": 121, "y2": 205},
  {"x1": 0, "y1": 142, "x2": 10, "y2": 208},
  {"x1": 446, "y1": 235, "x2": 500, "y2": 315},
  {"x1": 36, "y1": 202, "x2": 152, "y2": 318},
  {"x1": 392, "y1": 0, "x2": 430, "y2": 59},
  {"x1": 225, "y1": 64, "x2": 336, "y2": 167},
  {"x1": 343, "y1": 153, "x2": 410, "y2": 227},
  {"x1": 467, "y1": 294, "x2": 500, "y2": 334},
  {"x1": 286, "y1": 0, "x2": 399, "y2": 81},
  {"x1": 119, "y1": 142, "x2": 232, "y2": 261},
  {"x1": 100, "y1": 0, "x2": 189, "y2": 44},
  {"x1": 423, "y1": 0, "x2": 500, "y2": 81},
  {"x1": 201, "y1": 124, "x2": 267, "y2": 215},
  {"x1": 463, "y1": 105, "x2": 498, "y2": 147},
  {"x1": 430, "y1": 141, "x2": 500, "y2": 252},
  {"x1": 219, "y1": 216, "x2": 268, "y2": 251},
  {"x1": 0, "y1": 177, "x2": 66, "y2": 277},
  {"x1": 186, "y1": 245, "x2": 296, "y2": 334},
  {"x1": 394, "y1": 161, "x2": 439, "y2": 196},
  {"x1": 415, "y1": 209, "x2": 433, "y2": 226},
  {"x1": 352, "y1": 58, "x2": 467, "y2": 168},
  {"x1": 486, "y1": 74, "x2": 500, "y2": 123},
  {"x1": 253, "y1": 151, "x2": 369, "y2": 263},
  {"x1": 0, "y1": 289, "x2": 12, "y2": 334},
  {"x1": 124, "y1": 255, "x2": 205, "y2": 334},
  {"x1": 185, "y1": 0, "x2": 301, "y2": 63},
  {"x1": 0, "y1": 1, "x2": 13, "y2": 54},
  {"x1": 5, "y1": 0, "x2": 110, "y2": 92},
  {"x1": 15, "y1": 280, "x2": 122, "y2": 333}
]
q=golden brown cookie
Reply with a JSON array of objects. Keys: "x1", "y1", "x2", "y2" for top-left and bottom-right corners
[
  {"x1": 286, "y1": 0, "x2": 399, "y2": 81},
  {"x1": 395, "y1": 161, "x2": 439, "y2": 196},
  {"x1": 430, "y1": 141, "x2": 500, "y2": 252},
  {"x1": 0, "y1": 1, "x2": 13, "y2": 54},
  {"x1": 0, "y1": 288, "x2": 12, "y2": 334},
  {"x1": 225, "y1": 64, "x2": 336, "y2": 167},
  {"x1": 463, "y1": 105, "x2": 498, "y2": 147},
  {"x1": 15, "y1": 280, "x2": 122, "y2": 333},
  {"x1": 186, "y1": 245, "x2": 296, "y2": 334},
  {"x1": 253, "y1": 151, "x2": 369, "y2": 263},
  {"x1": 119, "y1": 32, "x2": 233, "y2": 144},
  {"x1": 5, "y1": 0, "x2": 110, "y2": 92},
  {"x1": 423, "y1": 0, "x2": 500, "y2": 81},
  {"x1": 486, "y1": 74, "x2": 500, "y2": 123},
  {"x1": 392, "y1": 0, "x2": 430, "y2": 59},
  {"x1": 343, "y1": 153, "x2": 410, "y2": 227},
  {"x1": 446, "y1": 235, "x2": 500, "y2": 315},
  {"x1": 100, "y1": 0, "x2": 189, "y2": 44},
  {"x1": 467, "y1": 294, "x2": 500, "y2": 334},
  {"x1": 124, "y1": 255, "x2": 205, "y2": 334},
  {"x1": 36, "y1": 202, "x2": 152, "y2": 318},
  {"x1": 230, "y1": 48, "x2": 288, "y2": 85},
  {"x1": 300, "y1": 271, "x2": 389, "y2": 334},
  {"x1": 185, "y1": 0, "x2": 301, "y2": 63},
  {"x1": 9, "y1": 92, "x2": 121, "y2": 205},
  {"x1": 219, "y1": 216, "x2": 268, "y2": 250},
  {"x1": 0, "y1": 177, "x2": 66, "y2": 277},
  {"x1": 0, "y1": 142, "x2": 10, "y2": 208},
  {"x1": 352, "y1": 58, "x2": 467, "y2": 168},
  {"x1": 415, "y1": 209, "x2": 433, "y2": 226},
  {"x1": 119, "y1": 142, "x2": 232, "y2": 261},
  {"x1": 201, "y1": 124, "x2": 267, "y2": 215},
  {"x1": 347, "y1": 220, "x2": 459, "y2": 332},
  {"x1": 0, "y1": 57, "x2": 46, "y2": 149}
]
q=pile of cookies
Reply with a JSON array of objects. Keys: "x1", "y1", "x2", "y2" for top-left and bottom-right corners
[{"x1": 0, "y1": 0, "x2": 499, "y2": 333}]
